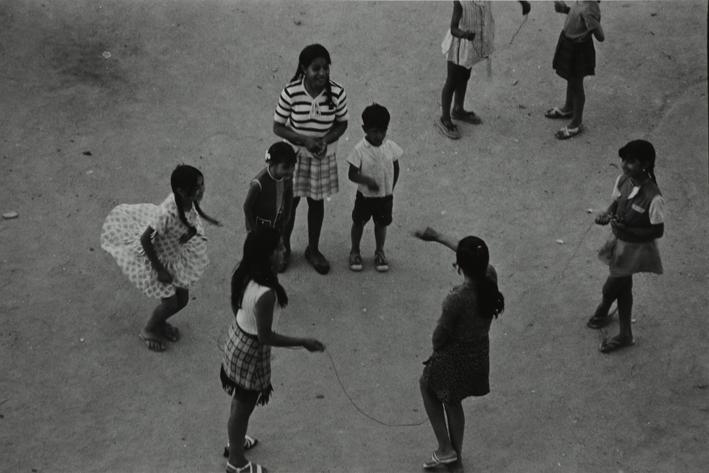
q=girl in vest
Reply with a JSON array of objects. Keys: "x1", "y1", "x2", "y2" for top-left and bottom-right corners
[
  {"x1": 243, "y1": 142, "x2": 296, "y2": 272},
  {"x1": 588, "y1": 140, "x2": 664, "y2": 353}
]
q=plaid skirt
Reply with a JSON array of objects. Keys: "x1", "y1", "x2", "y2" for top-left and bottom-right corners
[
  {"x1": 598, "y1": 237, "x2": 663, "y2": 277},
  {"x1": 221, "y1": 322, "x2": 273, "y2": 405},
  {"x1": 293, "y1": 145, "x2": 339, "y2": 200},
  {"x1": 552, "y1": 31, "x2": 595, "y2": 79},
  {"x1": 421, "y1": 337, "x2": 490, "y2": 404}
]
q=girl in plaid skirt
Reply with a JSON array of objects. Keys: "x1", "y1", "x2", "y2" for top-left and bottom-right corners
[
  {"x1": 221, "y1": 228, "x2": 325, "y2": 473},
  {"x1": 546, "y1": 1, "x2": 604, "y2": 140},
  {"x1": 273, "y1": 44, "x2": 349, "y2": 275}
]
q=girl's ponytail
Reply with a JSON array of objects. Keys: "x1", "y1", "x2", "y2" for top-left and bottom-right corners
[
  {"x1": 194, "y1": 201, "x2": 220, "y2": 226},
  {"x1": 173, "y1": 191, "x2": 196, "y2": 239}
]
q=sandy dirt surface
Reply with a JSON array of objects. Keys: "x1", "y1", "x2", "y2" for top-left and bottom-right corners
[{"x1": 1, "y1": 1, "x2": 707, "y2": 472}]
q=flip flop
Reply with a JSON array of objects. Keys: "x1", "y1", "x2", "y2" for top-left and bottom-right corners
[
  {"x1": 226, "y1": 461, "x2": 266, "y2": 473},
  {"x1": 435, "y1": 117, "x2": 461, "y2": 140},
  {"x1": 555, "y1": 124, "x2": 582, "y2": 140},
  {"x1": 599, "y1": 335, "x2": 635, "y2": 354},
  {"x1": 222, "y1": 435, "x2": 259, "y2": 457},
  {"x1": 422, "y1": 451, "x2": 458, "y2": 469},
  {"x1": 451, "y1": 110, "x2": 483, "y2": 124},
  {"x1": 545, "y1": 107, "x2": 573, "y2": 119},
  {"x1": 161, "y1": 322, "x2": 180, "y2": 342},
  {"x1": 138, "y1": 332, "x2": 166, "y2": 352}
]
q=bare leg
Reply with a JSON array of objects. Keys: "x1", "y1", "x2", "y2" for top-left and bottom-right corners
[
  {"x1": 227, "y1": 393, "x2": 258, "y2": 469},
  {"x1": 451, "y1": 67, "x2": 472, "y2": 115},
  {"x1": 440, "y1": 62, "x2": 458, "y2": 123},
  {"x1": 374, "y1": 223, "x2": 386, "y2": 253},
  {"x1": 444, "y1": 401, "x2": 465, "y2": 460},
  {"x1": 142, "y1": 288, "x2": 189, "y2": 351},
  {"x1": 420, "y1": 377, "x2": 455, "y2": 456},
  {"x1": 569, "y1": 76, "x2": 585, "y2": 128},
  {"x1": 616, "y1": 276, "x2": 633, "y2": 340},
  {"x1": 306, "y1": 197, "x2": 324, "y2": 252},
  {"x1": 561, "y1": 79, "x2": 574, "y2": 114},
  {"x1": 282, "y1": 196, "x2": 301, "y2": 252},
  {"x1": 350, "y1": 221, "x2": 364, "y2": 254}
]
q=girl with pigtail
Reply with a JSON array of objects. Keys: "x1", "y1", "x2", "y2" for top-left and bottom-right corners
[
  {"x1": 101, "y1": 164, "x2": 221, "y2": 351},
  {"x1": 587, "y1": 140, "x2": 665, "y2": 354},
  {"x1": 273, "y1": 43, "x2": 349, "y2": 275}
]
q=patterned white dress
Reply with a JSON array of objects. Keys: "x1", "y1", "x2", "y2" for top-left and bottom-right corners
[
  {"x1": 101, "y1": 194, "x2": 209, "y2": 298},
  {"x1": 444, "y1": 0, "x2": 495, "y2": 69}
]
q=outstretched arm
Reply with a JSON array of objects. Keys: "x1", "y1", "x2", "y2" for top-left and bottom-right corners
[{"x1": 413, "y1": 226, "x2": 459, "y2": 252}]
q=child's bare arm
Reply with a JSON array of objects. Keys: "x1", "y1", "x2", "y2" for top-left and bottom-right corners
[
  {"x1": 450, "y1": 1, "x2": 475, "y2": 40},
  {"x1": 592, "y1": 23, "x2": 605, "y2": 42},
  {"x1": 393, "y1": 160, "x2": 400, "y2": 190},
  {"x1": 323, "y1": 121, "x2": 348, "y2": 146},
  {"x1": 273, "y1": 122, "x2": 321, "y2": 154},
  {"x1": 255, "y1": 291, "x2": 325, "y2": 351},
  {"x1": 348, "y1": 164, "x2": 379, "y2": 191},
  {"x1": 554, "y1": 1, "x2": 570, "y2": 14},
  {"x1": 414, "y1": 226, "x2": 459, "y2": 252},
  {"x1": 595, "y1": 201, "x2": 618, "y2": 225},
  {"x1": 243, "y1": 182, "x2": 260, "y2": 232},
  {"x1": 140, "y1": 226, "x2": 172, "y2": 283}
]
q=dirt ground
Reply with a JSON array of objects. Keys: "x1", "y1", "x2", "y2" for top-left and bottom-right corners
[{"x1": 1, "y1": 1, "x2": 707, "y2": 472}]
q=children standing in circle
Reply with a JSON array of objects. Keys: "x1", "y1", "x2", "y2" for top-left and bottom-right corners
[
  {"x1": 546, "y1": 1, "x2": 604, "y2": 140},
  {"x1": 243, "y1": 142, "x2": 296, "y2": 273},
  {"x1": 346, "y1": 103, "x2": 402, "y2": 272},
  {"x1": 414, "y1": 226, "x2": 504, "y2": 469},
  {"x1": 101, "y1": 165, "x2": 221, "y2": 351},
  {"x1": 588, "y1": 140, "x2": 664, "y2": 353},
  {"x1": 273, "y1": 43, "x2": 349, "y2": 275},
  {"x1": 221, "y1": 228, "x2": 325, "y2": 473},
  {"x1": 437, "y1": 1, "x2": 530, "y2": 140}
]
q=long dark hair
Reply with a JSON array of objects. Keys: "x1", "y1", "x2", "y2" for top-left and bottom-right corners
[
  {"x1": 170, "y1": 164, "x2": 220, "y2": 240},
  {"x1": 619, "y1": 139, "x2": 658, "y2": 184},
  {"x1": 231, "y1": 228, "x2": 288, "y2": 313},
  {"x1": 290, "y1": 43, "x2": 335, "y2": 109},
  {"x1": 456, "y1": 236, "x2": 504, "y2": 319}
]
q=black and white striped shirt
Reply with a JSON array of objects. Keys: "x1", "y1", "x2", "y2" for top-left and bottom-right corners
[{"x1": 273, "y1": 78, "x2": 349, "y2": 138}]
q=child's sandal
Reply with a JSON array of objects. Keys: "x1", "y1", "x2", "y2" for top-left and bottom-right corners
[
  {"x1": 555, "y1": 124, "x2": 582, "y2": 140},
  {"x1": 599, "y1": 335, "x2": 635, "y2": 354},
  {"x1": 226, "y1": 461, "x2": 267, "y2": 473}
]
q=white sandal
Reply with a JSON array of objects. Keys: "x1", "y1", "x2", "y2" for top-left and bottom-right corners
[{"x1": 226, "y1": 461, "x2": 267, "y2": 473}]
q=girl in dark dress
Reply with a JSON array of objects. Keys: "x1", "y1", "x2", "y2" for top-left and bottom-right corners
[{"x1": 414, "y1": 226, "x2": 504, "y2": 470}]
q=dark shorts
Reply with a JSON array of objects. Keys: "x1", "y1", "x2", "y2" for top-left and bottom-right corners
[
  {"x1": 552, "y1": 31, "x2": 595, "y2": 80},
  {"x1": 352, "y1": 192, "x2": 393, "y2": 226}
]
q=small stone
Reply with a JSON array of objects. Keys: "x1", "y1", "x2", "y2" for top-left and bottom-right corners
[
  {"x1": 102, "y1": 51, "x2": 112, "y2": 59},
  {"x1": 441, "y1": 210, "x2": 446, "y2": 215},
  {"x1": 82, "y1": 151, "x2": 92, "y2": 156},
  {"x1": 587, "y1": 208, "x2": 594, "y2": 213},
  {"x1": 315, "y1": 394, "x2": 324, "y2": 399},
  {"x1": 2, "y1": 211, "x2": 18, "y2": 219},
  {"x1": 362, "y1": 308, "x2": 367, "y2": 312},
  {"x1": 512, "y1": 79, "x2": 519, "y2": 86},
  {"x1": 86, "y1": 170, "x2": 94, "y2": 175},
  {"x1": 80, "y1": 338, "x2": 85, "y2": 342},
  {"x1": 555, "y1": 239, "x2": 565, "y2": 244}
]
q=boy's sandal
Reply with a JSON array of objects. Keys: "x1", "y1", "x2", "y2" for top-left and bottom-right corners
[
  {"x1": 586, "y1": 313, "x2": 613, "y2": 329},
  {"x1": 599, "y1": 335, "x2": 635, "y2": 354},
  {"x1": 555, "y1": 125, "x2": 582, "y2": 140},
  {"x1": 223, "y1": 435, "x2": 259, "y2": 457},
  {"x1": 435, "y1": 117, "x2": 461, "y2": 140},
  {"x1": 544, "y1": 107, "x2": 573, "y2": 119},
  {"x1": 451, "y1": 110, "x2": 483, "y2": 124},
  {"x1": 423, "y1": 451, "x2": 458, "y2": 469},
  {"x1": 226, "y1": 461, "x2": 266, "y2": 473},
  {"x1": 349, "y1": 252, "x2": 363, "y2": 272}
]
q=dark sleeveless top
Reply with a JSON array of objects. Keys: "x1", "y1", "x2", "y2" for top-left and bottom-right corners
[
  {"x1": 613, "y1": 175, "x2": 662, "y2": 243},
  {"x1": 251, "y1": 168, "x2": 292, "y2": 232}
]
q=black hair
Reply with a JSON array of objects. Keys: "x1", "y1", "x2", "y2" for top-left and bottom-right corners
[
  {"x1": 231, "y1": 227, "x2": 288, "y2": 313},
  {"x1": 170, "y1": 164, "x2": 220, "y2": 242},
  {"x1": 361, "y1": 103, "x2": 390, "y2": 130},
  {"x1": 619, "y1": 139, "x2": 658, "y2": 184},
  {"x1": 265, "y1": 142, "x2": 297, "y2": 167},
  {"x1": 290, "y1": 43, "x2": 335, "y2": 109},
  {"x1": 456, "y1": 236, "x2": 504, "y2": 319}
]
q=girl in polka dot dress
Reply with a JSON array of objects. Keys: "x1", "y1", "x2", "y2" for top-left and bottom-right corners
[{"x1": 101, "y1": 165, "x2": 221, "y2": 351}]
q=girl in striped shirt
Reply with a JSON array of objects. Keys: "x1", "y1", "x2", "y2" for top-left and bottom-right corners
[{"x1": 273, "y1": 43, "x2": 349, "y2": 274}]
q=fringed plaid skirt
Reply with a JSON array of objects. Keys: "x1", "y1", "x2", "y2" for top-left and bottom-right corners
[
  {"x1": 293, "y1": 146, "x2": 339, "y2": 200},
  {"x1": 553, "y1": 32, "x2": 595, "y2": 79},
  {"x1": 221, "y1": 322, "x2": 273, "y2": 405},
  {"x1": 598, "y1": 237, "x2": 663, "y2": 277},
  {"x1": 421, "y1": 337, "x2": 490, "y2": 404}
]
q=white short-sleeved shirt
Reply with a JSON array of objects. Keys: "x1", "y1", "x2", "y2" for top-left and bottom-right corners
[
  {"x1": 346, "y1": 138, "x2": 403, "y2": 198},
  {"x1": 236, "y1": 281, "x2": 281, "y2": 336},
  {"x1": 611, "y1": 175, "x2": 665, "y2": 224}
]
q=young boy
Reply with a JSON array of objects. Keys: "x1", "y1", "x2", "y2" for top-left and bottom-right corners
[{"x1": 346, "y1": 103, "x2": 402, "y2": 272}]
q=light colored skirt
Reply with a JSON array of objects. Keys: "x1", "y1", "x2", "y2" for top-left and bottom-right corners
[
  {"x1": 598, "y1": 237, "x2": 663, "y2": 277},
  {"x1": 293, "y1": 145, "x2": 339, "y2": 200}
]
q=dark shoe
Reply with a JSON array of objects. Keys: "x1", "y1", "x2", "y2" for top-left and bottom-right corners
[
  {"x1": 305, "y1": 247, "x2": 330, "y2": 274},
  {"x1": 587, "y1": 311, "x2": 614, "y2": 329},
  {"x1": 349, "y1": 252, "x2": 363, "y2": 272},
  {"x1": 451, "y1": 109, "x2": 482, "y2": 124},
  {"x1": 599, "y1": 335, "x2": 635, "y2": 354},
  {"x1": 374, "y1": 250, "x2": 389, "y2": 272}
]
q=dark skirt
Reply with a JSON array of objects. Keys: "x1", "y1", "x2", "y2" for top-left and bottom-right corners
[
  {"x1": 552, "y1": 31, "x2": 595, "y2": 79},
  {"x1": 421, "y1": 337, "x2": 490, "y2": 403},
  {"x1": 221, "y1": 322, "x2": 273, "y2": 405}
]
